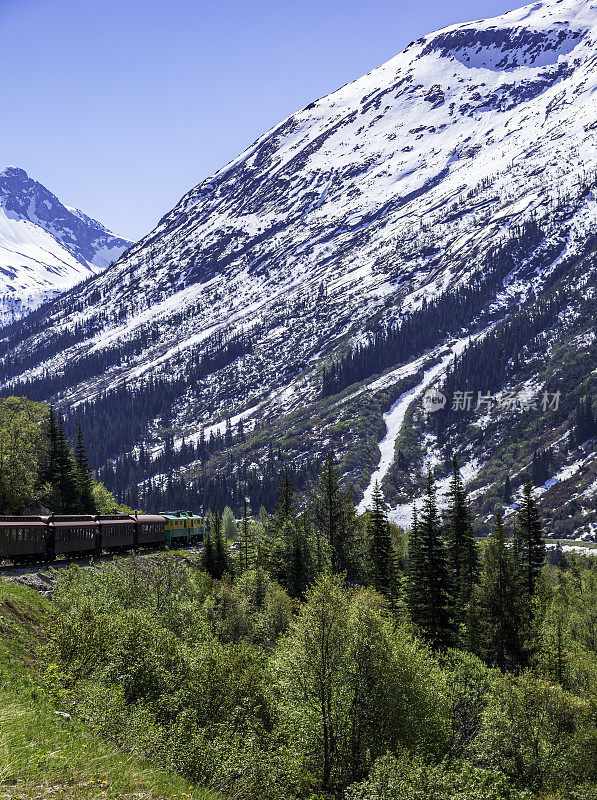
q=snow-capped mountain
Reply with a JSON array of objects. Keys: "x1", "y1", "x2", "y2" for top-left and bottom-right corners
[
  {"x1": 1, "y1": 0, "x2": 596, "y2": 534},
  {"x1": 0, "y1": 167, "x2": 131, "y2": 324}
]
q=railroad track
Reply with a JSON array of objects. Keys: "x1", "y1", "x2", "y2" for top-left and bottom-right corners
[{"x1": 0, "y1": 543, "x2": 204, "y2": 579}]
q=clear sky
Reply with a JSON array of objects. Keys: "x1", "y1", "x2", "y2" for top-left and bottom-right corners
[{"x1": 1, "y1": 0, "x2": 518, "y2": 241}]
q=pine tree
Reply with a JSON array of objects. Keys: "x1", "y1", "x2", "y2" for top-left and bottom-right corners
[
  {"x1": 531, "y1": 451, "x2": 540, "y2": 485},
  {"x1": 239, "y1": 497, "x2": 255, "y2": 573},
  {"x1": 574, "y1": 394, "x2": 597, "y2": 446},
  {"x1": 445, "y1": 457, "x2": 479, "y2": 623},
  {"x1": 40, "y1": 405, "x2": 59, "y2": 488},
  {"x1": 201, "y1": 514, "x2": 216, "y2": 576},
  {"x1": 367, "y1": 482, "x2": 393, "y2": 596},
  {"x1": 503, "y1": 475, "x2": 512, "y2": 505},
  {"x1": 54, "y1": 414, "x2": 78, "y2": 513},
  {"x1": 275, "y1": 467, "x2": 295, "y2": 528},
  {"x1": 211, "y1": 508, "x2": 232, "y2": 579},
  {"x1": 285, "y1": 520, "x2": 315, "y2": 599},
  {"x1": 405, "y1": 471, "x2": 454, "y2": 647},
  {"x1": 309, "y1": 452, "x2": 358, "y2": 576},
  {"x1": 74, "y1": 423, "x2": 96, "y2": 513},
  {"x1": 514, "y1": 475, "x2": 545, "y2": 594},
  {"x1": 468, "y1": 512, "x2": 530, "y2": 671}
]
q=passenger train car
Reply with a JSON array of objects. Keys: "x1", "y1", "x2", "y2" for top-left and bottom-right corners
[{"x1": 0, "y1": 511, "x2": 204, "y2": 565}]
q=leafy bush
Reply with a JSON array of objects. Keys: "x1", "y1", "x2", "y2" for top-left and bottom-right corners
[
  {"x1": 345, "y1": 751, "x2": 530, "y2": 800},
  {"x1": 273, "y1": 577, "x2": 450, "y2": 790},
  {"x1": 473, "y1": 672, "x2": 597, "y2": 792}
]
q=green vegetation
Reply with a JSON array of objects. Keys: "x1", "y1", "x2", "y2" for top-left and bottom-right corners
[
  {"x1": 8, "y1": 462, "x2": 590, "y2": 800},
  {"x1": 1, "y1": 397, "x2": 596, "y2": 799},
  {"x1": 41, "y1": 544, "x2": 597, "y2": 800},
  {"x1": 0, "y1": 396, "x2": 128, "y2": 516},
  {"x1": 0, "y1": 579, "x2": 218, "y2": 800}
]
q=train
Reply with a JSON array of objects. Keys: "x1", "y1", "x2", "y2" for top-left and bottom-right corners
[{"x1": 0, "y1": 510, "x2": 205, "y2": 565}]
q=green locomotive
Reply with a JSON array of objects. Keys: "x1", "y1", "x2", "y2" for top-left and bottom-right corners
[{"x1": 160, "y1": 510, "x2": 204, "y2": 547}]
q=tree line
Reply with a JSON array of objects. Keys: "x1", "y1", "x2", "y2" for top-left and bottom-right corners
[
  {"x1": 320, "y1": 219, "x2": 551, "y2": 397},
  {"x1": 48, "y1": 457, "x2": 597, "y2": 800},
  {"x1": 0, "y1": 396, "x2": 117, "y2": 516},
  {"x1": 197, "y1": 450, "x2": 552, "y2": 680}
]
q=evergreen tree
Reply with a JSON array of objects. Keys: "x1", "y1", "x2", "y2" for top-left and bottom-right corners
[
  {"x1": 275, "y1": 467, "x2": 295, "y2": 528},
  {"x1": 211, "y1": 508, "x2": 232, "y2": 579},
  {"x1": 514, "y1": 475, "x2": 545, "y2": 595},
  {"x1": 40, "y1": 405, "x2": 58, "y2": 488},
  {"x1": 367, "y1": 482, "x2": 393, "y2": 596},
  {"x1": 201, "y1": 514, "x2": 217, "y2": 576},
  {"x1": 239, "y1": 497, "x2": 255, "y2": 573},
  {"x1": 503, "y1": 475, "x2": 512, "y2": 505},
  {"x1": 531, "y1": 448, "x2": 552, "y2": 486},
  {"x1": 405, "y1": 471, "x2": 454, "y2": 647},
  {"x1": 309, "y1": 452, "x2": 358, "y2": 576},
  {"x1": 574, "y1": 394, "x2": 597, "y2": 445},
  {"x1": 445, "y1": 457, "x2": 479, "y2": 624},
  {"x1": 468, "y1": 512, "x2": 530, "y2": 671},
  {"x1": 284, "y1": 519, "x2": 315, "y2": 599},
  {"x1": 54, "y1": 414, "x2": 79, "y2": 513},
  {"x1": 531, "y1": 451, "x2": 540, "y2": 486},
  {"x1": 74, "y1": 423, "x2": 96, "y2": 513}
]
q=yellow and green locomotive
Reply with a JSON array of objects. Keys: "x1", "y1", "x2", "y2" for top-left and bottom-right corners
[{"x1": 160, "y1": 510, "x2": 205, "y2": 547}]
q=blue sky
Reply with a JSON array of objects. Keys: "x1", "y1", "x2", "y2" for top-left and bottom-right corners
[{"x1": 1, "y1": 0, "x2": 518, "y2": 240}]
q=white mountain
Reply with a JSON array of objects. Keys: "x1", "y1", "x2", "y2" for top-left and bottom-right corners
[
  {"x1": 2, "y1": 0, "x2": 596, "y2": 534},
  {"x1": 0, "y1": 167, "x2": 131, "y2": 325}
]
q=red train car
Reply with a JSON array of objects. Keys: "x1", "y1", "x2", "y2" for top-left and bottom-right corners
[
  {"x1": 0, "y1": 517, "x2": 49, "y2": 564},
  {"x1": 48, "y1": 515, "x2": 99, "y2": 558}
]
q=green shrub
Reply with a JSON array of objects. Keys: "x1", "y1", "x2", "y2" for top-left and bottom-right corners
[
  {"x1": 473, "y1": 672, "x2": 597, "y2": 792},
  {"x1": 273, "y1": 576, "x2": 450, "y2": 791},
  {"x1": 345, "y1": 750, "x2": 530, "y2": 800}
]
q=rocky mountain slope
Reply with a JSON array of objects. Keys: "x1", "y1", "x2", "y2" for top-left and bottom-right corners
[
  {"x1": 0, "y1": 167, "x2": 131, "y2": 324},
  {"x1": 1, "y1": 0, "x2": 595, "y2": 535}
]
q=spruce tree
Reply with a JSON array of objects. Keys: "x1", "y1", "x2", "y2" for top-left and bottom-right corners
[
  {"x1": 531, "y1": 451, "x2": 540, "y2": 485},
  {"x1": 239, "y1": 496, "x2": 255, "y2": 573},
  {"x1": 514, "y1": 475, "x2": 545, "y2": 594},
  {"x1": 284, "y1": 520, "x2": 315, "y2": 599},
  {"x1": 74, "y1": 424, "x2": 96, "y2": 513},
  {"x1": 40, "y1": 405, "x2": 59, "y2": 487},
  {"x1": 445, "y1": 457, "x2": 479, "y2": 623},
  {"x1": 201, "y1": 514, "x2": 216, "y2": 576},
  {"x1": 468, "y1": 512, "x2": 530, "y2": 671},
  {"x1": 54, "y1": 414, "x2": 78, "y2": 513},
  {"x1": 309, "y1": 452, "x2": 358, "y2": 576},
  {"x1": 211, "y1": 508, "x2": 232, "y2": 579},
  {"x1": 405, "y1": 470, "x2": 454, "y2": 647},
  {"x1": 275, "y1": 467, "x2": 295, "y2": 528},
  {"x1": 574, "y1": 394, "x2": 597, "y2": 445},
  {"x1": 367, "y1": 481, "x2": 393, "y2": 596},
  {"x1": 503, "y1": 475, "x2": 512, "y2": 505}
]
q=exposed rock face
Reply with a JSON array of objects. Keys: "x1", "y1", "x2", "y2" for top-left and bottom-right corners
[
  {"x1": 1, "y1": 0, "x2": 596, "y2": 534},
  {"x1": 0, "y1": 167, "x2": 131, "y2": 324}
]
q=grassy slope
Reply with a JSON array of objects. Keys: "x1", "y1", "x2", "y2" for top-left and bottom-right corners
[{"x1": 0, "y1": 579, "x2": 218, "y2": 800}]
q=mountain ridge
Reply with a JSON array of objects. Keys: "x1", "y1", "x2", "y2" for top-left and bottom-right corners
[
  {"x1": 1, "y1": 0, "x2": 595, "y2": 535},
  {"x1": 0, "y1": 166, "x2": 131, "y2": 324}
]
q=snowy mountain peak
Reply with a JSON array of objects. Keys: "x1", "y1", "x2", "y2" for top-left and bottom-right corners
[
  {"x1": 1, "y1": 0, "x2": 596, "y2": 534},
  {"x1": 0, "y1": 167, "x2": 132, "y2": 325}
]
